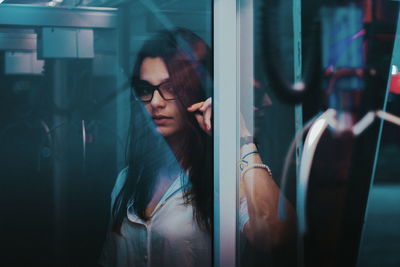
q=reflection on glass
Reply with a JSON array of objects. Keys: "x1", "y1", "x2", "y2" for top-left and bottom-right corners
[
  {"x1": 241, "y1": 0, "x2": 400, "y2": 267},
  {"x1": 99, "y1": 29, "x2": 213, "y2": 266},
  {"x1": 238, "y1": 113, "x2": 297, "y2": 264},
  {"x1": 238, "y1": 0, "x2": 297, "y2": 266},
  {"x1": 0, "y1": 1, "x2": 212, "y2": 266}
]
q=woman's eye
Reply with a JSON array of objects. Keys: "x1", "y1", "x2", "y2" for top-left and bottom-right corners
[
  {"x1": 141, "y1": 87, "x2": 153, "y2": 95},
  {"x1": 163, "y1": 84, "x2": 174, "y2": 92}
]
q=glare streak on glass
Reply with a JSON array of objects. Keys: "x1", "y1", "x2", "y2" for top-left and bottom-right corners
[
  {"x1": 376, "y1": 110, "x2": 400, "y2": 126},
  {"x1": 298, "y1": 109, "x2": 336, "y2": 234},
  {"x1": 352, "y1": 111, "x2": 375, "y2": 136},
  {"x1": 278, "y1": 112, "x2": 322, "y2": 220},
  {"x1": 82, "y1": 120, "x2": 86, "y2": 164}
]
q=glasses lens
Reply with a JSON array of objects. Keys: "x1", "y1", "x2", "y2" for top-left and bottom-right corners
[
  {"x1": 159, "y1": 82, "x2": 175, "y2": 100},
  {"x1": 133, "y1": 81, "x2": 154, "y2": 102}
]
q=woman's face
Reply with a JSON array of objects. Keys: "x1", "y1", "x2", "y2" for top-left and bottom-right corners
[{"x1": 140, "y1": 57, "x2": 185, "y2": 139}]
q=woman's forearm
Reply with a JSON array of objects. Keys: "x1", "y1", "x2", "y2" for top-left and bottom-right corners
[{"x1": 240, "y1": 143, "x2": 296, "y2": 251}]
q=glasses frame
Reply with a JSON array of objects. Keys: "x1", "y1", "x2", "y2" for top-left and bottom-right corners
[{"x1": 132, "y1": 79, "x2": 176, "y2": 103}]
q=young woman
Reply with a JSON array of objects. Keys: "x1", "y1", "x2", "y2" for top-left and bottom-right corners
[{"x1": 99, "y1": 28, "x2": 294, "y2": 267}]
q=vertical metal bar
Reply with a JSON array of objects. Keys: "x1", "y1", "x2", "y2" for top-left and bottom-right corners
[
  {"x1": 293, "y1": 0, "x2": 303, "y2": 176},
  {"x1": 293, "y1": 0, "x2": 303, "y2": 265},
  {"x1": 214, "y1": 0, "x2": 238, "y2": 266},
  {"x1": 52, "y1": 59, "x2": 68, "y2": 266}
]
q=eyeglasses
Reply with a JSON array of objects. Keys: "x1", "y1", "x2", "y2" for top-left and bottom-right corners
[{"x1": 132, "y1": 78, "x2": 176, "y2": 102}]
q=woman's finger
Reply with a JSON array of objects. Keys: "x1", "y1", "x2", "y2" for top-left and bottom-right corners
[
  {"x1": 189, "y1": 97, "x2": 212, "y2": 135},
  {"x1": 199, "y1": 97, "x2": 212, "y2": 112},
  {"x1": 194, "y1": 113, "x2": 207, "y2": 132},
  {"x1": 187, "y1": 102, "x2": 204, "y2": 112},
  {"x1": 204, "y1": 106, "x2": 212, "y2": 130}
]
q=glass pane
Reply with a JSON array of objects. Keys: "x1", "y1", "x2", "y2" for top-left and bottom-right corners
[
  {"x1": 236, "y1": 0, "x2": 400, "y2": 267},
  {"x1": 0, "y1": 1, "x2": 212, "y2": 266}
]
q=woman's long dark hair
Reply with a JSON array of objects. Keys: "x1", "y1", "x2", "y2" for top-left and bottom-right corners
[{"x1": 112, "y1": 28, "x2": 213, "y2": 234}]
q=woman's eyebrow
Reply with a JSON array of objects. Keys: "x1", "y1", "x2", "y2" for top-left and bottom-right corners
[
  {"x1": 160, "y1": 78, "x2": 171, "y2": 83},
  {"x1": 138, "y1": 78, "x2": 170, "y2": 85},
  {"x1": 153, "y1": 78, "x2": 171, "y2": 86}
]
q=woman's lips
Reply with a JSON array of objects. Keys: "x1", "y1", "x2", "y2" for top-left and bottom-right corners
[{"x1": 152, "y1": 115, "x2": 172, "y2": 124}]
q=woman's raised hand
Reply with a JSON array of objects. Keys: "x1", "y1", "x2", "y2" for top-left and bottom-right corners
[{"x1": 187, "y1": 97, "x2": 212, "y2": 136}]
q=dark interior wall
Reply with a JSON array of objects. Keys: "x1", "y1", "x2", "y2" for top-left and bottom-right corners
[{"x1": 0, "y1": 43, "x2": 119, "y2": 267}]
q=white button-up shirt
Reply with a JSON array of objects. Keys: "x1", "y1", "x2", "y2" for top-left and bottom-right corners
[{"x1": 99, "y1": 168, "x2": 212, "y2": 267}]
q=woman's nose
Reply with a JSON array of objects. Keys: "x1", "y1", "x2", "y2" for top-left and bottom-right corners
[{"x1": 150, "y1": 89, "x2": 166, "y2": 107}]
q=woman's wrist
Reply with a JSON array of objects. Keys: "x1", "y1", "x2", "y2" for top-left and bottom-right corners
[
  {"x1": 241, "y1": 163, "x2": 273, "y2": 180},
  {"x1": 240, "y1": 143, "x2": 258, "y2": 157},
  {"x1": 240, "y1": 134, "x2": 258, "y2": 157}
]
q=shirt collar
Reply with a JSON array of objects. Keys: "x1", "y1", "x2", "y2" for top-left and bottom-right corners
[{"x1": 126, "y1": 171, "x2": 190, "y2": 223}]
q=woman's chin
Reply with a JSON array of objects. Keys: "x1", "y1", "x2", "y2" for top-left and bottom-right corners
[
  {"x1": 155, "y1": 126, "x2": 171, "y2": 137},
  {"x1": 156, "y1": 127, "x2": 184, "y2": 141}
]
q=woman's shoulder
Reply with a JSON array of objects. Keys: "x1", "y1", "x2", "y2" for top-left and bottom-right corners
[{"x1": 110, "y1": 167, "x2": 129, "y2": 207}]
